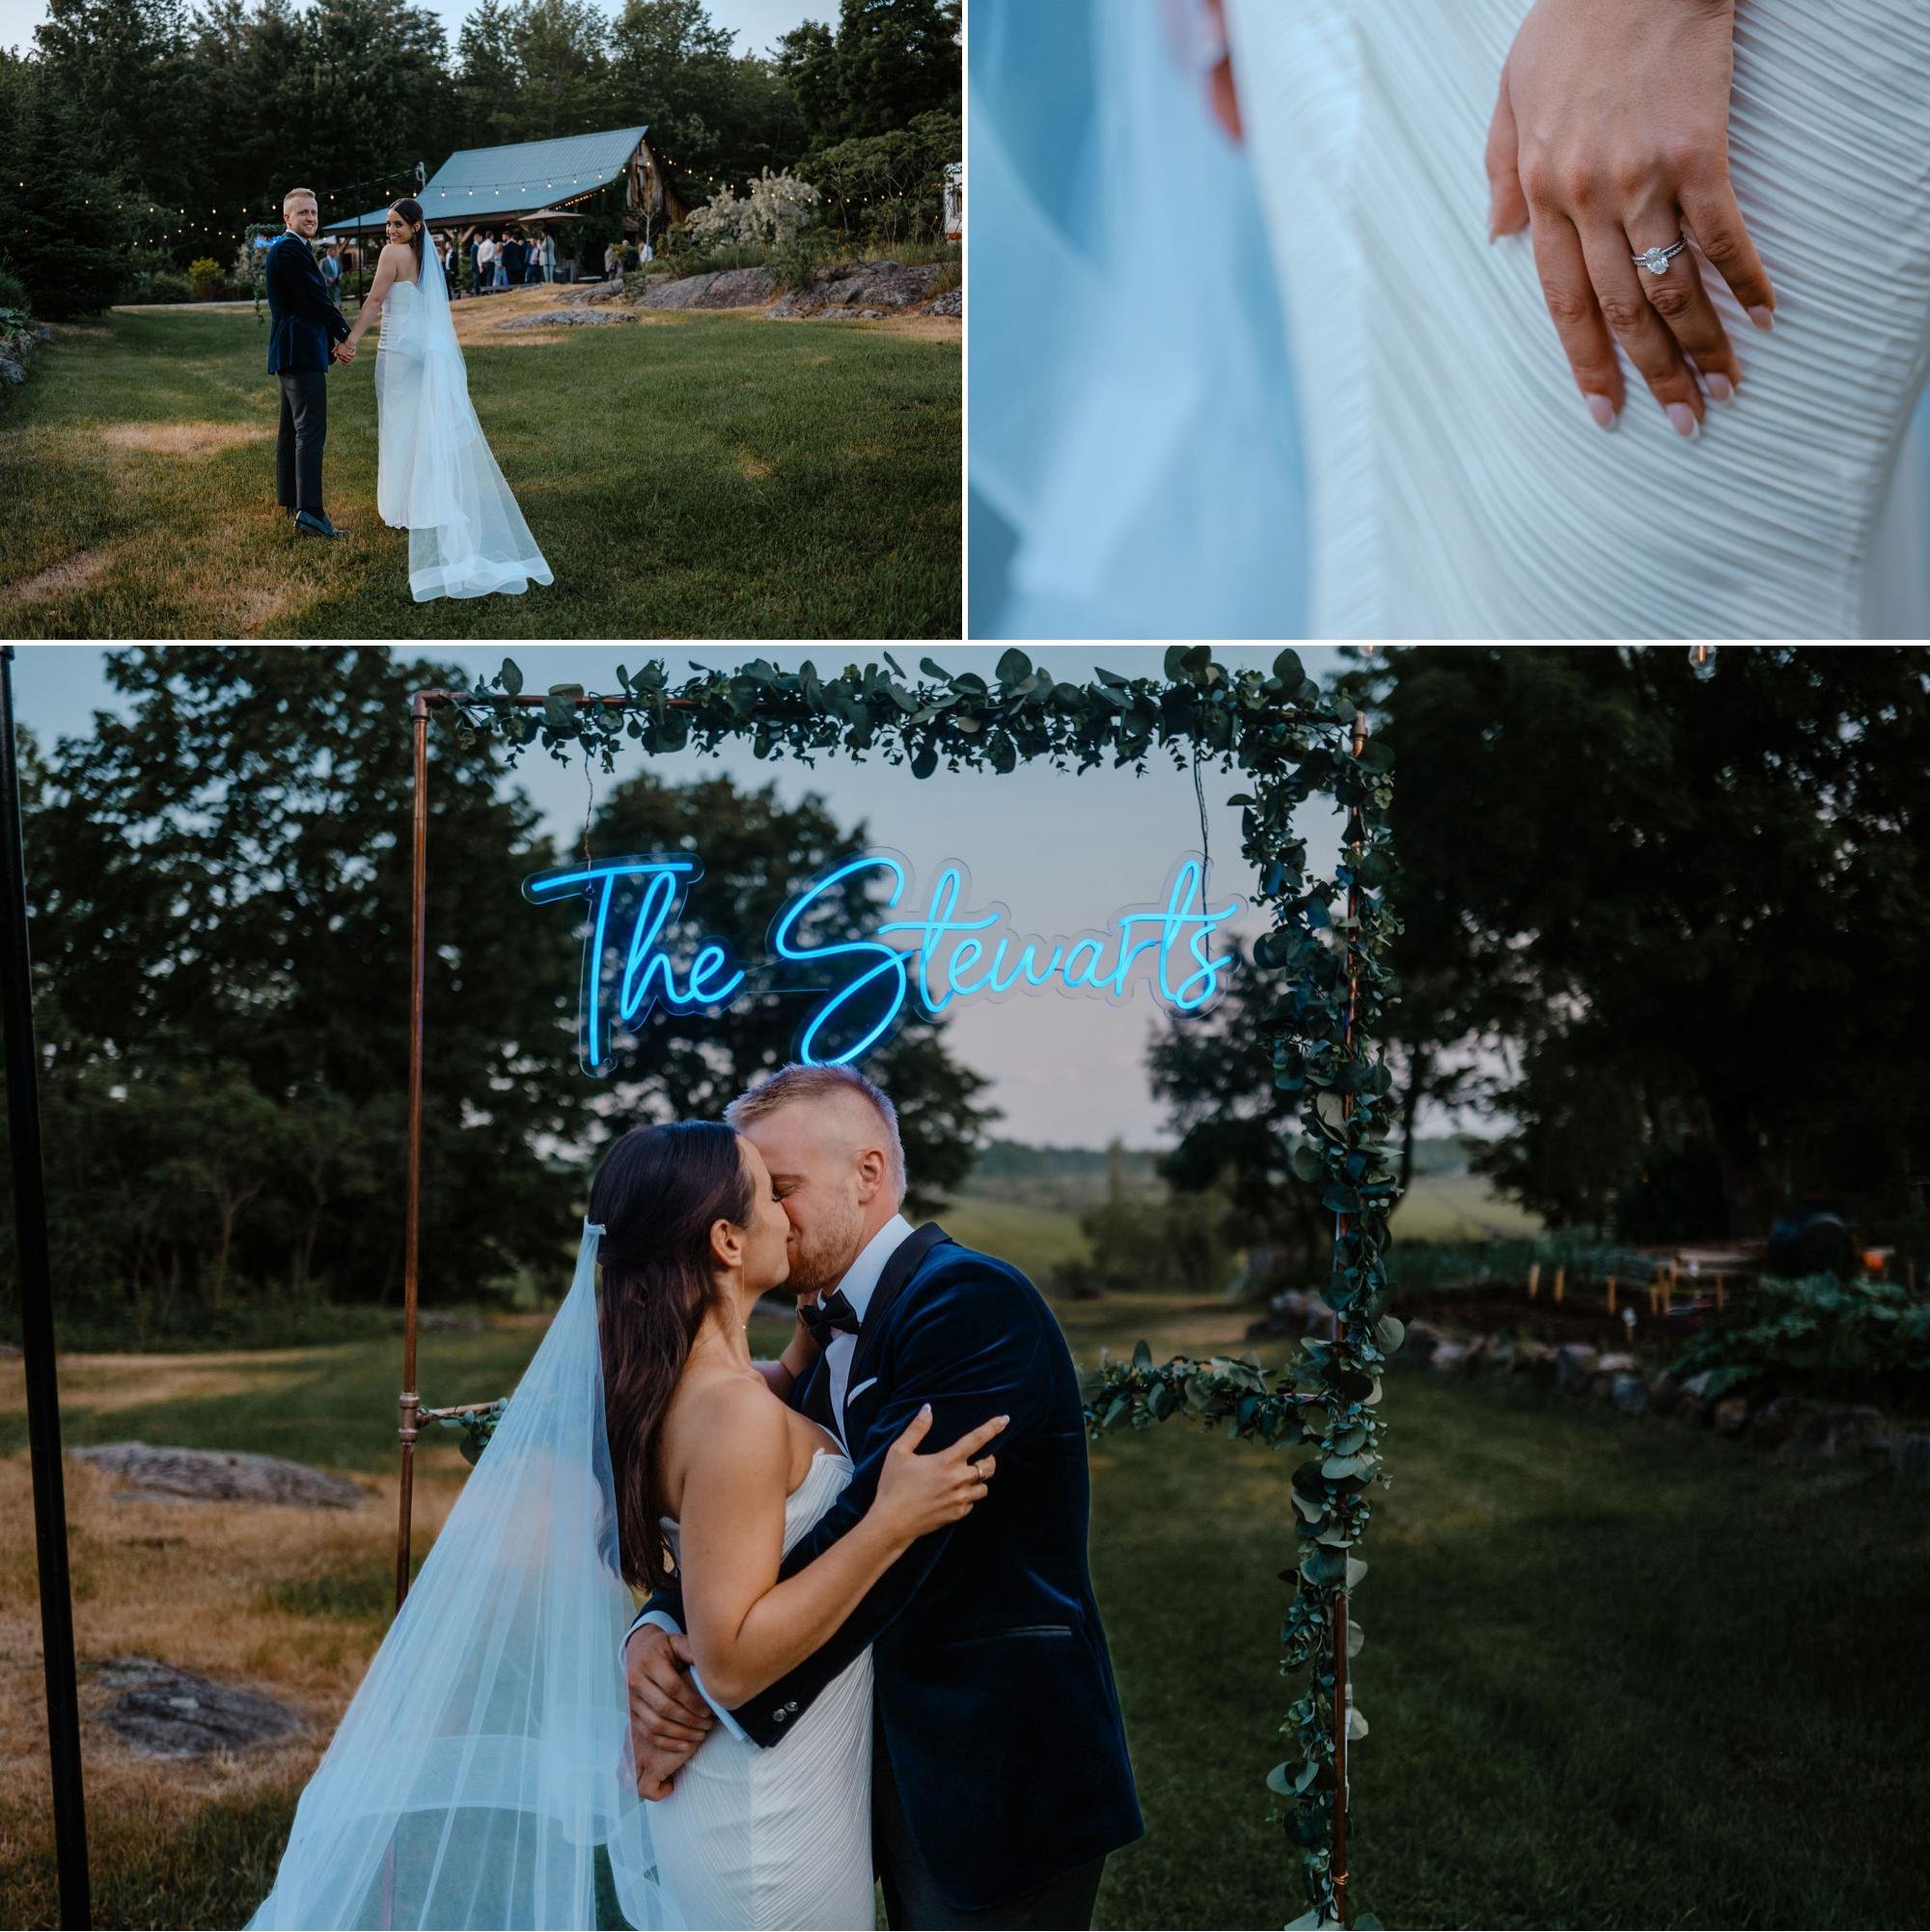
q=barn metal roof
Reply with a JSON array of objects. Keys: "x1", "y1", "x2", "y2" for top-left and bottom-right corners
[{"x1": 324, "y1": 126, "x2": 650, "y2": 232}]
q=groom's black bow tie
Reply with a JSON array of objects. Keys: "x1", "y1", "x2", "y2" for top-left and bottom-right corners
[{"x1": 800, "y1": 1287, "x2": 862, "y2": 1344}]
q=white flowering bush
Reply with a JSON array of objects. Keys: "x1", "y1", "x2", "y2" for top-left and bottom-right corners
[{"x1": 683, "y1": 169, "x2": 821, "y2": 251}]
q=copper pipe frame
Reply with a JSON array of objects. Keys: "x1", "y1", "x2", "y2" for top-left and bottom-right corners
[
  {"x1": 1329, "y1": 707, "x2": 1369, "y2": 1926},
  {"x1": 391, "y1": 683, "x2": 1375, "y2": 1925},
  {"x1": 393, "y1": 688, "x2": 700, "y2": 1615}
]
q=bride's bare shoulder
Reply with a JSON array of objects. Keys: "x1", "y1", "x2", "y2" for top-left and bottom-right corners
[{"x1": 666, "y1": 1364, "x2": 784, "y2": 1455}]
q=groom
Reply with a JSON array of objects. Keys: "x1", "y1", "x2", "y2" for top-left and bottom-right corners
[
  {"x1": 265, "y1": 187, "x2": 352, "y2": 540},
  {"x1": 623, "y1": 1063, "x2": 1144, "y2": 1929}
]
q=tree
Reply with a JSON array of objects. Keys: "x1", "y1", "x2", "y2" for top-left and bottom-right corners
[
  {"x1": 0, "y1": 60, "x2": 128, "y2": 314},
  {"x1": 1343, "y1": 645, "x2": 1930, "y2": 1238},
  {"x1": 20, "y1": 647, "x2": 582, "y2": 1307},
  {"x1": 579, "y1": 766, "x2": 997, "y2": 1211},
  {"x1": 1146, "y1": 946, "x2": 1337, "y2": 1281}
]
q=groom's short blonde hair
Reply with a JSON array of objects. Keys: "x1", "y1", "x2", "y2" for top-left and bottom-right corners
[
  {"x1": 282, "y1": 186, "x2": 317, "y2": 212},
  {"x1": 726, "y1": 1063, "x2": 907, "y2": 1204}
]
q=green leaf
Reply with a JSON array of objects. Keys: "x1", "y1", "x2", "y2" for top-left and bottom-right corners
[
  {"x1": 498, "y1": 656, "x2": 524, "y2": 697},
  {"x1": 910, "y1": 742, "x2": 939, "y2": 781},
  {"x1": 1273, "y1": 648, "x2": 1305, "y2": 687},
  {"x1": 995, "y1": 649, "x2": 1033, "y2": 685},
  {"x1": 1132, "y1": 1339, "x2": 1153, "y2": 1372}
]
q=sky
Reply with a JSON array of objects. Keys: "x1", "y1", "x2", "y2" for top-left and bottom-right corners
[
  {"x1": 0, "y1": 0, "x2": 820, "y2": 65},
  {"x1": 7, "y1": 644, "x2": 1468, "y2": 1152}
]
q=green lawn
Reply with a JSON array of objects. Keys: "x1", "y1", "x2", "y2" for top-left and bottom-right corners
[
  {"x1": 5, "y1": 1296, "x2": 1925, "y2": 1929},
  {"x1": 0, "y1": 300, "x2": 960, "y2": 639}
]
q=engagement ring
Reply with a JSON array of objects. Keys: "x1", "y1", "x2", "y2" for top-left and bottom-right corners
[{"x1": 1633, "y1": 237, "x2": 1689, "y2": 275}]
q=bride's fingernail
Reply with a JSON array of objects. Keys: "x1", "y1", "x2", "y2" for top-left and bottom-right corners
[
  {"x1": 1749, "y1": 305, "x2": 1775, "y2": 332},
  {"x1": 1585, "y1": 394, "x2": 1618, "y2": 431},
  {"x1": 1666, "y1": 401, "x2": 1700, "y2": 439},
  {"x1": 1703, "y1": 373, "x2": 1736, "y2": 405}
]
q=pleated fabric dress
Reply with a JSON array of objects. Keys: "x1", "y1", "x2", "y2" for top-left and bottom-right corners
[{"x1": 1223, "y1": 0, "x2": 1930, "y2": 638}]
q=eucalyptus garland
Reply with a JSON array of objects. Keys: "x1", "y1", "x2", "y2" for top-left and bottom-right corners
[{"x1": 444, "y1": 648, "x2": 1400, "y2": 1929}]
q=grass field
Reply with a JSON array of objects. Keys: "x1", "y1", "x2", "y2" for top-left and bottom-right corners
[
  {"x1": 0, "y1": 290, "x2": 960, "y2": 639},
  {"x1": 5, "y1": 1282, "x2": 1926, "y2": 1930}
]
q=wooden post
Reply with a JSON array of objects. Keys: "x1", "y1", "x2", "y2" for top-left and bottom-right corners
[
  {"x1": 1715, "y1": 1274, "x2": 1724, "y2": 1312},
  {"x1": 1607, "y1": 1276, "x2": 1617, "y2": 1315},
  {"x1": 1553, "y1": 1266, "x2": 1565, "y2": 1306},
  {"x1": 1528, "y1": 1261, "x2": 1540, "y2": 1300}
]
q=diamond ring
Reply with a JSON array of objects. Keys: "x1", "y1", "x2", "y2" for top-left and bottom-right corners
[{"x1": 1633, "y1": 236, "x2": 1689, "y2": 275}]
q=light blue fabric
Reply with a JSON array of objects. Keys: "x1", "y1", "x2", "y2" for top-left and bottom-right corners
[
  {"x1": 968, "y1": 0, "x2": 1930, "y2": 642},
  {"x1": 968, "y1": 0, "x2": 1307, "y2": 640},
  {"x1": 246, "y1": 1221, "x2": 682, "y2": 1929}
]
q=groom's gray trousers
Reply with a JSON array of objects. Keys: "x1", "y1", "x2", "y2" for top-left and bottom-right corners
[
  {"x1": 873, "y1": 1713, "x2": 1107, "y2": 1930},
  {"x1": 276, "y1": 368, "x2": 328, "y2": 514}
]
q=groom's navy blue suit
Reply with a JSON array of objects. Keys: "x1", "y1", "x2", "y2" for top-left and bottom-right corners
[
  {"x1": 264, "y1": 229, "x2": 350, "y2": 516},
  {"x1": 637, "y1": 1222, "x2": 1144, "y2": 1918}
]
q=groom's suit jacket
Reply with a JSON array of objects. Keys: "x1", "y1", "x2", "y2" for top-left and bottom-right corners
[
  {"x1": 640, "y1": 1223, "x2": 1144, "y2": 1912},
  {"x1": 264, "y1": 231, "x2": 350, "y2": 374}
]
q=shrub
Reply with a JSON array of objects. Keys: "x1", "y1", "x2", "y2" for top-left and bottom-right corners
[
  {"x1": 188, "y1": 256, "x2": 224, "y2": 300},
  {"x1": 141, "y1": 269, "x2": 195, "y2": 304},
  {"x1": 682, "y1": 169, "x2": 821, "y2": 252},
  {"x1": 1667, "y1": 1270, "x2": 1930, "y2": 1398},
  {"x1": 0, "y1": 263, "x2": 29, "y2": 316}
]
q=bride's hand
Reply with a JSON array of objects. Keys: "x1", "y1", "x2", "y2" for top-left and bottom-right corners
[
  {"x1": 870, "y1": 1405, "x2": 1006, "y2": 1545},
  {"x1": 1484, "y1": 0, "x2": 1776, "y2": 436}
]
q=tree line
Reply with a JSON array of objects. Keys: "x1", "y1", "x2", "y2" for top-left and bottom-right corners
[
  {"x1": 0, "y1": 649, "x2": 993, "y2": 1342},
  {"x1": 1145, "y1": 645, "x2": 1930, "y2": 1281},
  {"x1": 0, "y1": 0, "x2": 960, "y2": 316}
]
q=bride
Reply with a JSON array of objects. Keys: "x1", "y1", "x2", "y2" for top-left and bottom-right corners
[
  {"x1": 245, "y1": 1119, "x2": 1002, "y2": 1930},
  {"x1": 337, "y1": 198, "x2": 554, "y2": 602}
]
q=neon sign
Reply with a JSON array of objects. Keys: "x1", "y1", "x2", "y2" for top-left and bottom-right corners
[{"x1": 524, "y1": 850, "x2": 1244, "y2": 1073}]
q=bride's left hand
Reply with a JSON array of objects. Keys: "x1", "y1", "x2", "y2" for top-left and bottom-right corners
[{"x1": 1484, "y1": 0, "x2": 1777, "y2": 436}]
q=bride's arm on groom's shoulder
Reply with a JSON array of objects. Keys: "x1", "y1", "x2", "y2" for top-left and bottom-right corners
[
  {"x1": 676, "y1": 1377, "x2": 1004, "y2": 1711},
  {"x1": 721, "y1": 1273, "x2": 1048, "y2": 1737}
]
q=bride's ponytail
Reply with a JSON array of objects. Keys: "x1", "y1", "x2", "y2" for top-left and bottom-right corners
[{"x1": 390, "y1": 195, "x2": 427, "y2": 279}]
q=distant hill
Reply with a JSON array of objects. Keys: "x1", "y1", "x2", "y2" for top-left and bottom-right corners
[{"x1": 964, "y1": 1133, "x2": 1492, "y2": 1216}]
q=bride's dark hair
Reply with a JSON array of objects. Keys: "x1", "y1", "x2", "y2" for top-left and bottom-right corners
[
  {"x1": 593, "y1": 1120, "x2": 755, "y2": 1593},
  {"x1": 389, "y1": 195, "x2": 427, "y2": 277}
]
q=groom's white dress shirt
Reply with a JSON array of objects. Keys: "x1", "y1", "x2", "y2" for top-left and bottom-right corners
[{"x1": 624, "y1": 1212, "x2": 917, "y2": 1742}]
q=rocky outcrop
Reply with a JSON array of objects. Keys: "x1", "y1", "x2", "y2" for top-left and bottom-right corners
[
  {"x1": 69, "y1": 1442, "x2": 367, "y2": 1508},
  {"x1": 768, "y1": 261, "x2": 943, "y2": 317},
  {"x1": 637, "y1": 267, "x2": 780, "y2": 311},
  {"x1": 94, "y1": 1656, "x2": 304, "y2": 1757},
  {"x1": 0, "y1": 321, "x2": 51, "y2": 392}
]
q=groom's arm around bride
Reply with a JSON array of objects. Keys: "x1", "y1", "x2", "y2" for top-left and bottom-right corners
[{"x1": 624, "y1": 1068, "x2": 1144, "y2": 1926}]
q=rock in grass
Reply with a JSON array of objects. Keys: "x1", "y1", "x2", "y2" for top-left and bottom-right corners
[
  {"x1": 1554, "y1": 1343, "x2": 1598, "y2": 1394},
  {"x1": 1712, "y1": 1395, "x2": 1751, "y2": 1436},
  {"x1": 95, "y1": 1656, "x2": 303, "y2": 1757},
  {"x1": 494, "y1": 309, "x2": 638, "y2": 330},
  {"x1": 1610, "y1": 1374, "x2": 1649, "y2": 1418},
  {"x1": 1428, "y1": 1341, "x2": 1470, "y2": 1375},
  {"x1": 69, "y1": 1442, "x2": 366, "y2": 1508}
]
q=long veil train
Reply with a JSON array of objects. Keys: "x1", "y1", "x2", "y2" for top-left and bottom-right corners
[
  {"x1": 246, "y1": 1222, "x2": 680, "y2": 1930},
  {"x1": 382, "y1": 235, "x2": 554, "y2": 603}
]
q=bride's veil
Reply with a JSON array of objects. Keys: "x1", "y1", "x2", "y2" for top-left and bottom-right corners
[
  {"x1": 246, "y1": 1221, "x2": 683, "y2": 1930},
  {"x1": 400, "y1": 226, "x2": 555, "y2": 603}
]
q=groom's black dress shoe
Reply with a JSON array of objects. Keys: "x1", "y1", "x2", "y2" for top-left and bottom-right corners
[{"x1": 293, "y1": 510, "x2": 345, "y2": 539}]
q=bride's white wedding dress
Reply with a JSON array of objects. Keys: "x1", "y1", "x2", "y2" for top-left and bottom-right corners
[
  {"x1": 373, "y1": 261, "x2": 553, "y2": 602},
  {"x1": 1223, "y1": 0, "x2": 1930, "y2": 639},
  {"x1": 608, "y1": 1446, "x2": 876, "y2": 1932}
]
